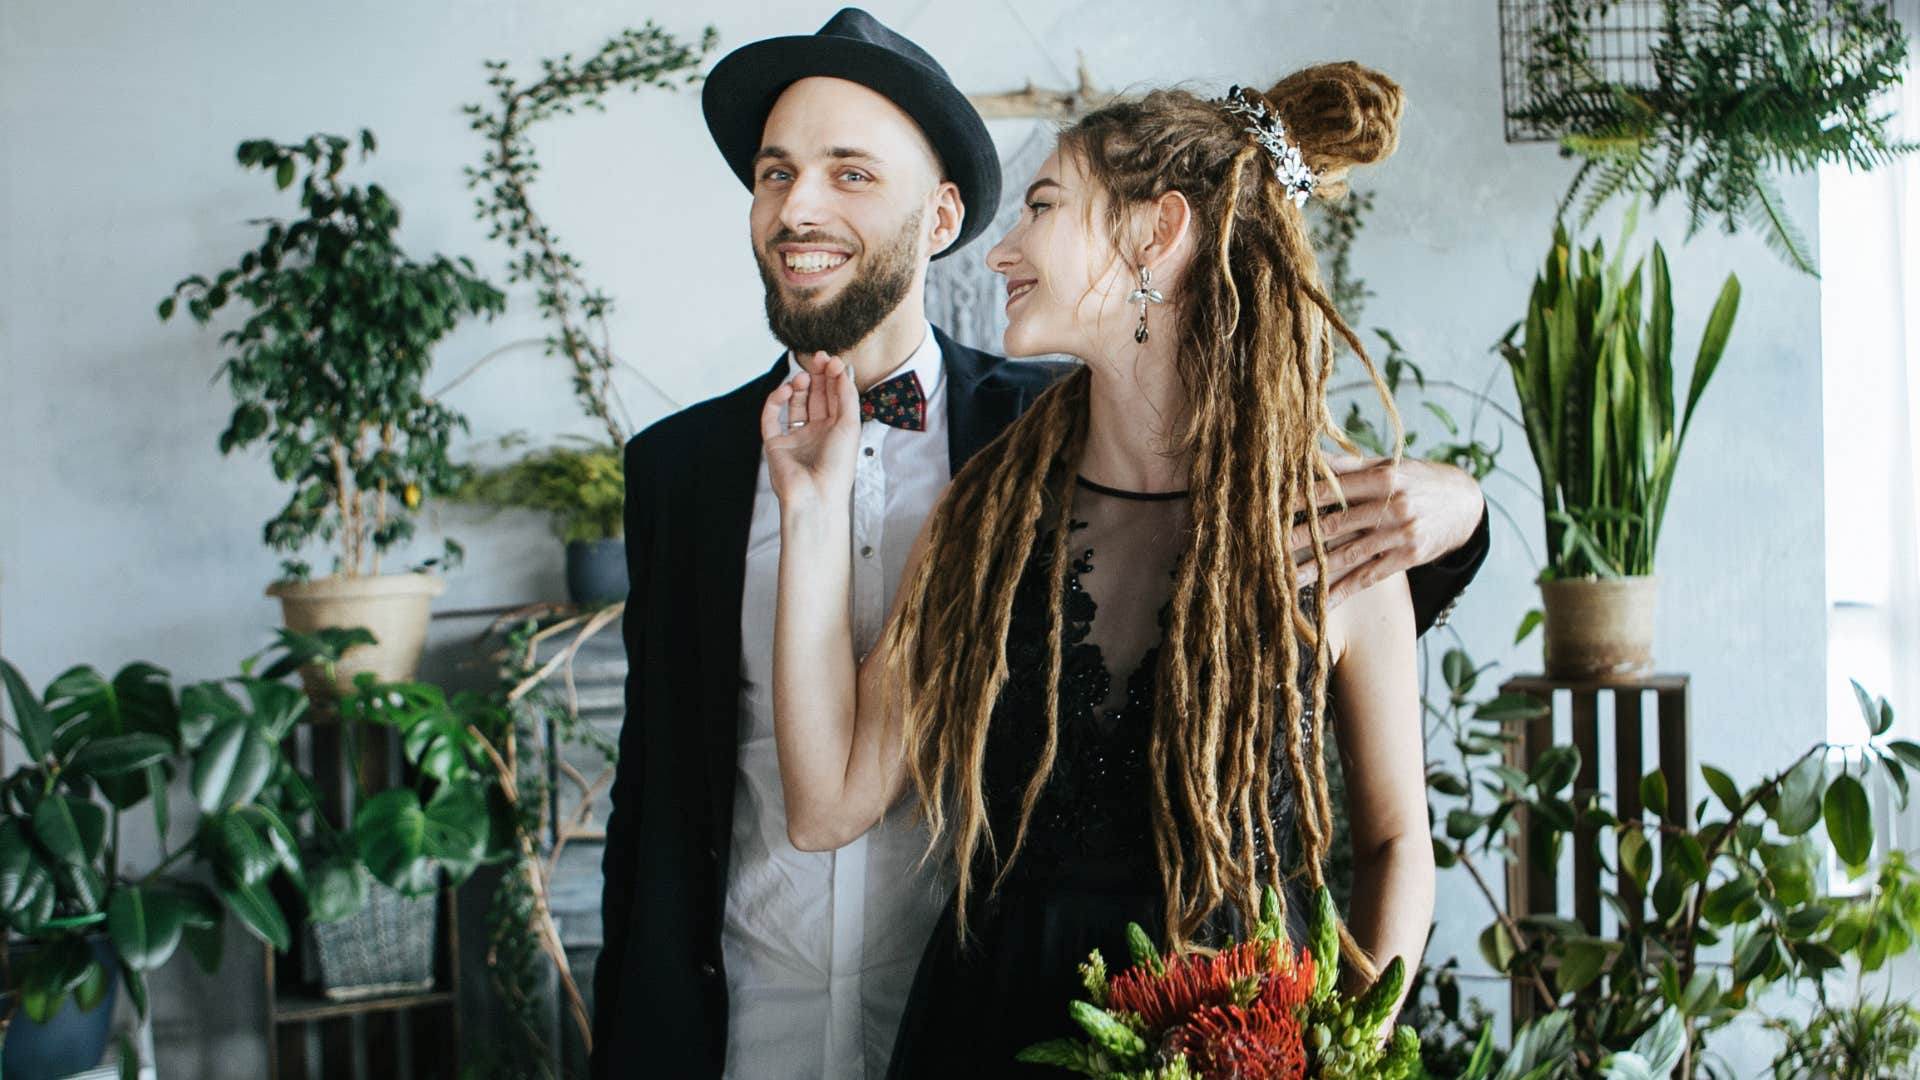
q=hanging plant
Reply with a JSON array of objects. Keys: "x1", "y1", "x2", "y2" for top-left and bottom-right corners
[{"x1": 1508, "y1": 0, "x2": 1916, "y2": 275}]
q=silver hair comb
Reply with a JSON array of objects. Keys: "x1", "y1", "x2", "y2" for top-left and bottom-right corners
[{"x1": 1217, "y1": 86, "x2": 1319, "y2": 208}]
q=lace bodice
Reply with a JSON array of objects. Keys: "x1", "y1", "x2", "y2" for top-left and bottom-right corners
[{"x1": 978, "y1": 477, "x2": 1320, "y2": 886}]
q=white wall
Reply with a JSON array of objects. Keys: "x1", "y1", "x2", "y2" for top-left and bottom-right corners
[{"x1": 2, "y1": 1, "x2": 1829, "y2": 1076}]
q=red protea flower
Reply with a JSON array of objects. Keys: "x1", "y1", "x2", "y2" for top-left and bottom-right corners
[
  {"x1": 1108, "y1": 940, "x2": 1278, "y2": 1029},
  {"x1": 1165, "y1": 1000, "x2": 1308, "y2": 1079}
]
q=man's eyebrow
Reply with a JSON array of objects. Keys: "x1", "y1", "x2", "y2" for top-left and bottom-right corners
[
  {"x1": 752, "y1": 146, "x2": 887, "y2": 167},
  {"x1": 1024, "y1": 178, "x2": 1061, "y2": 201}
]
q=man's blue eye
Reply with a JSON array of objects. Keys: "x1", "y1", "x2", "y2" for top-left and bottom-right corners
[{"x1": 842, "y1": 171, "x2": 870, "y2": 182}]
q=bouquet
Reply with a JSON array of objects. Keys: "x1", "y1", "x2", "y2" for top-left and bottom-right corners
[{"x1": 1018, "y1": 885, "x2": 1422, "y2": 1079}]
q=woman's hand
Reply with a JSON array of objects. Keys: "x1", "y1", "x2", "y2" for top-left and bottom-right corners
[{"x1": 760, "y1": 352, "x2": 861, "y2": 510}]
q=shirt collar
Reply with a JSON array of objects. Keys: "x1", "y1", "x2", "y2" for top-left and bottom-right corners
[{"x1": 784, "y1": 323, "x2": 944, "y2": 399}]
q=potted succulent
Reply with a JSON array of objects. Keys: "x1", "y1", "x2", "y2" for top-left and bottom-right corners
[
  {"x1": 1497, "y1": 221, "x2": 1739, "y2": 677},
  {"x1": 161, "y1": 129, "x2": 506, "y2": 694},
  {"x1": 451, "y1": 435, "x2": 627, "y2": 605}
]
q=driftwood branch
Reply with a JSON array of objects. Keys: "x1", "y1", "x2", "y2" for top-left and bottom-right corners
[{"x1": 968, "y1": 53, "x2": 1116, "y2": 120}]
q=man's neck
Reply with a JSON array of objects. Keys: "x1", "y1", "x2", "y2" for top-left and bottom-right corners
[{"x1": 834, "y1": 290, "x2": 932, "y2": 394}]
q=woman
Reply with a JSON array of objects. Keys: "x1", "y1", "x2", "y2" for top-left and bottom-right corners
[{"x1": 759, "y1": 63, "x2": 1434, "y2": 1075}]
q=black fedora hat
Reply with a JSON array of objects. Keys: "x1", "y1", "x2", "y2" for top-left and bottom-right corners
[{"x1": 701, "y1": 7, "x2": 1001, "y2": 259}]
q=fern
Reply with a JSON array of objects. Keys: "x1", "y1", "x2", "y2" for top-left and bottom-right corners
[{"x1": 1507, "y1": 0, "x2": 1913, "y2": 275}]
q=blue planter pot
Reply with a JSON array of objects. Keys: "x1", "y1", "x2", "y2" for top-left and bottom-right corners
[
  {"x1": 565, "y1": 539, "x2": 628, "y2": 607},
  {"x1": 1, "y1": 938, "x2": 118, "y2": 1080}
]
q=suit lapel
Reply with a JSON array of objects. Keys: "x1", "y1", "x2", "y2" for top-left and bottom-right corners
[
  {"x1": 690, "y1": 355, "x2": 787, "y2": 860},
  {"x1": 938, "y1": 326, "x2": 1023, "y2": 476}
]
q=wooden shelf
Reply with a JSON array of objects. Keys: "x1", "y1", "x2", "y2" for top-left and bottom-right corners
[{"x1": 272, "y1": 987, "x2": 456, "y2": 1024}]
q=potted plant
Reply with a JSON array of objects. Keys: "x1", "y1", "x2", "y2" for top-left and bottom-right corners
[
  {"x1": 452, "y1": 435, "x2": 627, "y2": 605},
  {"x1": 161, "y1": 129, "x2": 506, "y2": 694},
  {"x1": 0, "y1": 647, "x2": 328, "y2": 1075},
  {"x1": 252, "y1": 629, "x2": 512, "y2": 1001},
  {"x1": 1497, "y1": 221, "x2": 1740, "y2": 677}
]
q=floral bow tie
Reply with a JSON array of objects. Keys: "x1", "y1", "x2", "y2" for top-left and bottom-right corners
[{"x1": 860, "y1": 370, "x2": 927, "y2": 431}]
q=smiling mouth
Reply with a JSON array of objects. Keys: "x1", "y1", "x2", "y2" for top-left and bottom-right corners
[
  {"x1": 782, "y1": 251, "x2": 851, "y2": 277},
  {"x1": 1005, "y1": 280, "x2": 1036, "y2": 307}
]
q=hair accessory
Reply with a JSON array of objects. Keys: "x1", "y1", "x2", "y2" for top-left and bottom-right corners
[
  {"x1": 1217, "y1": 86, "x2": 1319, "y2": 207},
  {"x1": 1128, "y1": 265, "x2": 1164, "y2": 344}
]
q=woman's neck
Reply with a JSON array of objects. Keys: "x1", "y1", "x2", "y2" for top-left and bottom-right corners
[{"x1": 1078, "y1": 336, "x2": 1190, "y2": 494}]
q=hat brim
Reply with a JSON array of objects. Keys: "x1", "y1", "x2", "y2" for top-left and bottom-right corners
[{"x1": 701, "y1": 35, "x2": 1001, "y2": 260}]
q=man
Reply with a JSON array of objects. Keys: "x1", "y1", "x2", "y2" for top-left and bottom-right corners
[{"x1": 593, "y1": 9, "x2": 1490, "y2": 1078}]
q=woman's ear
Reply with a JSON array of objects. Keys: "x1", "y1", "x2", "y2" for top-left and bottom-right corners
[{"x1": 1138, "y1": 189, "x2": 1193, "y2": 277}]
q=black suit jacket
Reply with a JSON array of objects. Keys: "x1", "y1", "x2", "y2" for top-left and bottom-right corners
[{"x1": 591, "y1": 327, "x2": 1490, "y2": 1078}]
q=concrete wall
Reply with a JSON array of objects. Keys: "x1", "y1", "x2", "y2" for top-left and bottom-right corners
[{"x1": 2, "y1": 1, "x2": 1829, "y2": 1075}]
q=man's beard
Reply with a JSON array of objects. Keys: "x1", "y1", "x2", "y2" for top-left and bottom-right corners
[{"x1": 757, "y1": 211, "x2": 922, "y2": 356}]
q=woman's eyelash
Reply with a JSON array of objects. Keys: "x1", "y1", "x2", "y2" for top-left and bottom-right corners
[{"x1": 1026, "y1": 200, "x2": 1052, "y2": 215}]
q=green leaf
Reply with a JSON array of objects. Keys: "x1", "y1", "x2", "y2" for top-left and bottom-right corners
[
  {"x1": 69, "y1": 733, "x2": 172, "y2": 777},
  {"x1": 1889, "y1": 740, "x2": 1920, "y2": 773},
  {"x1": 1770, "y1": 753, "x2": 1827, "y2": 837},
  {"x1": 191, "y1": 719, "x2": 274, "y2": 812},
  {"x1": 305, "y1": 856, "x2": 370, "y2": 924},
  {"x1": 217, "y1": 878, "x2": 290, "y2": 952},
  {"x1": 73, "y1": 958, "x2": 109, "y2": 1013},
  {"x1": 201, "y1": 811, "x2": 276, "y2": 887},
  {"x1": 118, "y1": 960, "x2": 147, "y2": 1019},
  {"x1": 1442, "y1": 649, "x2": 1476, "y2": 695},
  {"x1": 1854, "y1": 679, "x2": 1891, "y2": 736},
  {"x1": 1625, "y1": 1009, "x2": 1685, "y2": 1075},
  {"x1": 1532, "y1": 746, "x2": 1582, "y2": 795},
  {"x1": 1617, "y1": 829, "x2": 1653, "y2": 889},
  {"x1": 1640, "y1": 770, "x2": 1668, "y2": 818},
  {"x1": 1447, "y1": 809, "x2": 1487, "y2": 840},
  {"x1": 275, "y1": 157, "x2": 295, "y2": 190},
  {"x1": 1428, "y1": 770, "x2": 1470, "y2": 797},
  {"x1": 1824, "y1": 774, "x2": 1873, "y2": 868},
  {"x1": 1515, "y1": 609, "x2": 1544, "y2": 644},
  {"x1": 1555, "y1": 939, "x2": 1609, "y2": 995},
  {"x1": 0, "y1": 820, "x2": 57, "y2": 933},
  {"x1": 1700, "y1": 765, "x2": 1742, "y2": 816},
  {"x1": 1478, "y1": 922, "x2": 1517, "y2": 973},
  {"x1": 1732, "y1": 928, "x2": 1776, "y2": 984},
  {"x1": 1701, "y1": 877, "x2": 1758, "y2": 926},
  {"x1": 183, "y1": 921, "x2": 224, "y2": 975},
  {"x1": 2, "y1": 659, "x2": 56, "y2": 761},
  {"x1": 1496, "y1": 1012, "x2": 1572, "y2": 1080},
  {"x1": 107, "y1": 885, "x2": 188, "y2": 971},
  {"x1": 33, "y1": 795, "x2": 107, "y2": 865}
]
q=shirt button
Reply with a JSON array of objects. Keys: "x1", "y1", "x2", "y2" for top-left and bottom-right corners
[
  {"x1": 860, "y1": 545, "x2": 874, "y2": 558},
  {"x1": 700, "y1": 962, "x2": 718, "y2": 978},
  {"x1": 864, "y1": 447, "x2": 876, "y2": 457}
]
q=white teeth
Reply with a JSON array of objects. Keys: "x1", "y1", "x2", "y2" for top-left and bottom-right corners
[
  {"x1": 1008, "y1": 282, "x2": 1035, "y2": 301},
  {"x1": 784, "y1": 252, "x2": 849, "y2": 273}
]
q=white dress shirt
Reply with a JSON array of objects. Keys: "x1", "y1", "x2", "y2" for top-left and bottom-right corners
[{"x1": 724, "y1": 324, "x2": 955, "y2": 1079}]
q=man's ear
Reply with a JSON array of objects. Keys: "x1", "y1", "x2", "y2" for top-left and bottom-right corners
[{"x1": 925, "y1": 180, "x2": 964, "y2": 258}]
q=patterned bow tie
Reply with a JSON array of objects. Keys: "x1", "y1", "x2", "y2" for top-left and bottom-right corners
[{"x1": 859, "y1": 370, "x2": 927, "y2": 431}]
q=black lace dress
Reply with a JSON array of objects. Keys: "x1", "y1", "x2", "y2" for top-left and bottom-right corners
[{"x1": 885, "y1": 477, "x2": 1319, "y2": 1079}]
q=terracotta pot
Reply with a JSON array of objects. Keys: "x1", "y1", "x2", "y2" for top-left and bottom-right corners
[
  {"x1": 1540, "y1": 576, "x2": 1658, "y2": 679},
  {"x1": 266, "y1": 572, "x2": 446, "y2": 700}
]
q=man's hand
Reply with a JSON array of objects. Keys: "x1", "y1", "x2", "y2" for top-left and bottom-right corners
[{"x1": 1292, "y1": 455, "x2": 1485, "y2": 609}]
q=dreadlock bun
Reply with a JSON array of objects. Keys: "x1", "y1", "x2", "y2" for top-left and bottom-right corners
[{"x1": 1263, "y1": 61, "x2": 1404, "y2": 201}]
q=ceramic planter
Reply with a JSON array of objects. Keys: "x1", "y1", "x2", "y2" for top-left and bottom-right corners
[
  {"x1": 266, "y1": 572, "x2": 446, "y2": 699},
  {"x1": 1540, "y1": 576, "x2": 1658, "y2": 679}
]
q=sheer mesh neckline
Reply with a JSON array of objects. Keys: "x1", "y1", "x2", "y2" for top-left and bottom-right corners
[{"x1": 1074, "y1": 475, "x2": 1189, "y2": 501}]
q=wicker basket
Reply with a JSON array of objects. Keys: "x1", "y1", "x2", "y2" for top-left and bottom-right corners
[{"x1": 309, "y1": 882, "x2": 438, "y2": 1000}]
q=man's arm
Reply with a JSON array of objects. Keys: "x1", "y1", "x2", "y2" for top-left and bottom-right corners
[
  {"x1": 1291, "y1": 456, "x2": 1491, "y2": 637},
  {"x1": 591, "y1": 433, "x2": 654, "y2": 1078}
]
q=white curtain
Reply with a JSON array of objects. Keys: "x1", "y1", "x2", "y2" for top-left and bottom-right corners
[{"x1": 1820, "y1": 0, "x2": 1920, "y2": 750}]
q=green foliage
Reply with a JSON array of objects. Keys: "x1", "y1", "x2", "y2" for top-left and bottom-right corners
[
  {"x1": 161, "y1": 130, "x2": 506, "y2": 580},
  {"x1": 1510, "y1": 0, "x2": 1916, "y2": 275},
  {"x1": 1425, "y1": 667, "x2": 1919, "y2": 1076},
  {"x1": 1768, "y1": 991, "x2": 1920, "y2": 1079},
  {"x1": 1497, "y1": 221, "x2": 1740, "y2": 578},
  {"x1": 452, "y1": 435, "x2": 626, "y2": 544},
  {"x1": 462, "y1": 24, "x2": 717, "y2": 447},
  {"x1": 0, "y1": 634, "x2": 511, "y2": 1052}
]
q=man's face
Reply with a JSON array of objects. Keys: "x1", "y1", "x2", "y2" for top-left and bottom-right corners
[{"x1": 749, "y1": 77, "x2": 957, "y2": 355}]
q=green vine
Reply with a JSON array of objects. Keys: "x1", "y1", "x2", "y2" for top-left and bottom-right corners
[{"x1": 461, "y1": 24, "x2": 718, "y2": 448}]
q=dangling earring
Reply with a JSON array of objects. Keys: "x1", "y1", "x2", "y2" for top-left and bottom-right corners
[{"x1": 1128, "y1": 264, "x2": 1165, "y2": 344}]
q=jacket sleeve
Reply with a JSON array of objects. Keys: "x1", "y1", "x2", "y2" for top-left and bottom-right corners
[
  {"x1": 592, "y1": 433, "x2": 654, "y2": 1078},
  {"x1": 1406, "y1": 505, "x2": 1491, "y2": 638}
]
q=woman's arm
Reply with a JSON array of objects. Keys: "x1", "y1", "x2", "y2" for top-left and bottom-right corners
[
  {"x1": 759, "y1": 355, "x2": 924, "y2": 852},
  {"x1": 1327, "y1": 570, "x2": 1435, "y2": 1008}
]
